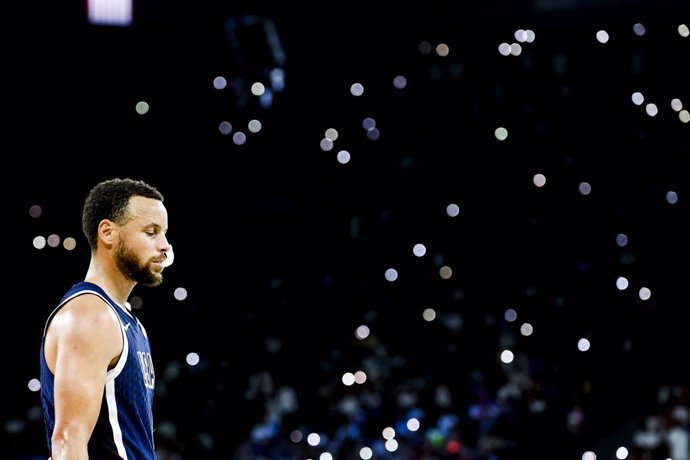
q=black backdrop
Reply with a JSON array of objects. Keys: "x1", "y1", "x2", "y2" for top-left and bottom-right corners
[{"x1": 4, "y1": 0, "x2": 690, "y2": 458}]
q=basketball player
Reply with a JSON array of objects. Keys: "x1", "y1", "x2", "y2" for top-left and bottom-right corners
[{"x1": 39, "y1": 178, "x2": 172, "y2": 459}]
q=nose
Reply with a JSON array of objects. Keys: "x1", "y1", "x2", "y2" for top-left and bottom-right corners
[
  {"x1": 160, "y1": 234, "x2": 171, "y2": 251},
  {"x1": 161, "y1": 242, "x2": 174, "y2": 267}
]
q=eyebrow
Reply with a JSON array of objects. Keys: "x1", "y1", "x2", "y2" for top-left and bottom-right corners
[{"x1": 142, "y1": 222, "x2": 167, "y2": 232}]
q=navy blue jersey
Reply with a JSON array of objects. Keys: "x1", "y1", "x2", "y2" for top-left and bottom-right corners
[{"x1": 39, "y1": 281, "x2": 156, "y2": 459}]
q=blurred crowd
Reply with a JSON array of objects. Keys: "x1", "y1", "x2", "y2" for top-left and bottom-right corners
[{"x1": 152, "y1": 324, "x2": 688, "y2": 460}]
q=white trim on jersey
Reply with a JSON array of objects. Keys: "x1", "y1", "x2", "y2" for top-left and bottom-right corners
[
  {"x1": 105, "y1": 378, "x2": 128, "y2": 459},
  {"x1": 86, "y1": 289, "x2": 131, "y2": 459}
]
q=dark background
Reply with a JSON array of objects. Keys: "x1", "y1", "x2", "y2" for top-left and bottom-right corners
[{"x1": 3, "y1": 0, "x2": 690, "y2": 458}]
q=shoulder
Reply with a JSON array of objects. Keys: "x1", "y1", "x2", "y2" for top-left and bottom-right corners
[
  {"x1": 50, "y1": 293, "x2": 122, "y2": 340},
  {"x1": 58, "y1": 292, "x2": 116, "y2": 318},
  {"x1": 44, "y1": 292, "x2": 125, "y2": 370}
]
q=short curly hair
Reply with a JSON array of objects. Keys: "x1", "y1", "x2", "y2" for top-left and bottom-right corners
[{"x1": 82, "y1": 178, "x2": 164, "y2": 251}]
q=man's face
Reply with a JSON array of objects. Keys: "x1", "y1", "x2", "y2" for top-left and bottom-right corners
[
  {"x1": 114, "y1": 235, "x2": 163, "y2": 287},
  {"x1": 114, "y1": 196, "x2": 170, "y2": 287}
]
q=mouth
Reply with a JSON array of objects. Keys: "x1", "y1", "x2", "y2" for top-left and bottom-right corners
[{"x1": 151, "y1": 259, "x2": 166, "y2": 270}]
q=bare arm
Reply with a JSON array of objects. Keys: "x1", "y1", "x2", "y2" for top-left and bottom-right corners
[{"x1": 44, "y1": 294, "x2": 123, "y2": 460}]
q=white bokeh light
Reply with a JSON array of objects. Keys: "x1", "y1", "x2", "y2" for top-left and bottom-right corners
[
  {"x1": 412, "y1": 243, "x2": 427, "y2": 257},
  {"x1": 385, "y1": 268, "x2": 399, "y2": 282}
]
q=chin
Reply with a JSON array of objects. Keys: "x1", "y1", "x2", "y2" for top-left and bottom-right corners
[
  {"x1": 136, "y1": 269, "x2": 164, "y2": 287},
  {"x1": 149, "y1": 272, "x2": 164, "y2": 286},
  {"x1": 140, "y1": 277, "x2": 163, "y2": 288}
]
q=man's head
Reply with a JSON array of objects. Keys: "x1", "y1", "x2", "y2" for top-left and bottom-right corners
[
  {"x1": 83, "y1": 178, "x2": 169, "y2": 286},
  {"x1": 82, "y1": 178, "x2": 164, "y2": 250}
]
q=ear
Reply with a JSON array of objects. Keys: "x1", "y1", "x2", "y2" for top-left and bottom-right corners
[{"x1": 98, "y1": 219, "x2": 117, "y2": 249}]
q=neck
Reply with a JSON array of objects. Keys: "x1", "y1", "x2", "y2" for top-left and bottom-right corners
[{"x1": 84, "y1": 257, "x2": 135, "y2": 306}]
